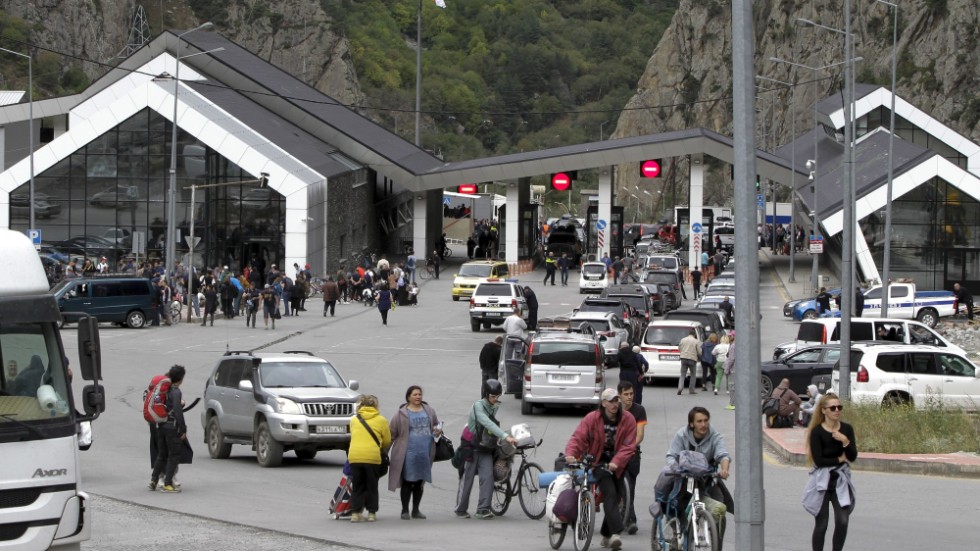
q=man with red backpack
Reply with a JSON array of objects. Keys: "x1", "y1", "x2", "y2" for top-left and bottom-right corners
[{"x1": 147, "y1": 365, "x2": 187, "y2": 493}]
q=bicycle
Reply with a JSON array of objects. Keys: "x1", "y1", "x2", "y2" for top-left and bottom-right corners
[
  {"x1": 547, "y1": 455, "x2": 631, "y2": 551},
  {"x1": 490, "y1": 438, "x2": 546, "y2": 519},
  {"x1": 650, "y1": 468, "x2": 719, "y2": 551},
  {"x1": 417, "y1": 262, "x2": 435, "y2": 280},
  {"x1": 442, "y1": 246, "x2": 453, "y2": 258}
]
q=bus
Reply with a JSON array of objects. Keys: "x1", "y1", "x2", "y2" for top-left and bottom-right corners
[{"x1": 0, "y1": 229, "x2": 105, "y2": 550}]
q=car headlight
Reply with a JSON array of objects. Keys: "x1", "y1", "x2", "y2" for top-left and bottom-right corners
[{"x1": 273, "y1": 397, "x2": 304, "y2": 415}]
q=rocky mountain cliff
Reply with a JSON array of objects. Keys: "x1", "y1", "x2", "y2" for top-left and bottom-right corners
[
  {"x1": 612, "y1": 0, "x2": 980, "y2": 211},
  {"x1": 2, "y1": 0, "x2": 361, "y2": 105}
]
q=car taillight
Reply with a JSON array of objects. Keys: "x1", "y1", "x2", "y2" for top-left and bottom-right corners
[
  {"x1": 511, "y1": 298, "x2": 518, "y2": 309},
  {"x1": 470, "y1": 297, "x2": 475, "y2": 307},
  {"x1": 525, "y1": 343, "x2": 534, "y2": 381},
  {"x1": 857, "y1": 366, "x2": 869, "y2": 383}
]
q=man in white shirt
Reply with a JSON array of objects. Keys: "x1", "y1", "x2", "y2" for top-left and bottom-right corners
[{"x1": 501, "y1": 307, "x2": 527, "y2": 338}]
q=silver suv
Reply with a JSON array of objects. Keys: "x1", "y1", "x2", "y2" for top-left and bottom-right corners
[
  {"x1": 569, "y1": 311, "x2": 631, "y2": 365},
  {"x1": 521, "y1": 324, "x2": 604, "y2": 415},
  {"x1": 201, "y1": 350, "x2": 361, "y2": 467},
  {"x1": 469, "y1": 281, "x2": 528, "y2": 331}
]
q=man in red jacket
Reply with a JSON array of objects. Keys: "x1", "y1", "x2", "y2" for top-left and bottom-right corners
[{"x1": 564, "y1": 388, "x2": 637, "y2": 550}]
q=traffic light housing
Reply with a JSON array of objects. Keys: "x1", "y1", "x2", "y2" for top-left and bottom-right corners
[
  {"x1": 755, "y1": 174, "x2": 760, "y2": 192},
  {"x1": 640, "y1": 159, "x2": 662, "y2": 178}
]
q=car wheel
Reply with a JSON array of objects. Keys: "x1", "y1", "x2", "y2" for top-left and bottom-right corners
[
  {"x1": 206, "y1": 416, "x2": 232, "y2": 459},
  {"x1": 471, "y1": 319, "x2": 481, "y2": 332},
  {"x1": 255, "y1": 420, "x2": 284, "y2": 467},
  {"x1": 883, "y1": 392, "x2": 911, "y2": 408},
  {"x1": 521, "y1": 399, "x2": 533, "y2": 415},
  {"x1": 453, "y1": 296, "x2": 460, "y2": 302},
  {"x1": 916, "y1": 308, "x2": 939, "y2": 328},
  {"x1": 126, "y1": 310, "x2": 146, "y2": 329},
  {"x1": 760, "y1": 375, "x2": 774, "y2": 398},
  {"x1": 295, "y1": 449, "x2": 317, "y2": 460},
  {"x1": 802, "y1": 309, "x2": 818, "y2": 320},
  {"x1": 483, "y1": 322, "x2": 492, "y2": 329}
]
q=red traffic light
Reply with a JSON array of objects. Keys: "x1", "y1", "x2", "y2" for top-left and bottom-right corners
[
  {"x1": 551, "y1": 172, "x2": 572, "y2": 191},
  {"x1": 641, "y1": 160, "x2": 662, "y2": 178},
  {"x1": 457, "y1": 184, "x2": 477, "y2": 194}
]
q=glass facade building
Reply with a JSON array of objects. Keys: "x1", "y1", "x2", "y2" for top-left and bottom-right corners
[{"x1": 8, "y1": 109, "x2": 285, "y2": 272}]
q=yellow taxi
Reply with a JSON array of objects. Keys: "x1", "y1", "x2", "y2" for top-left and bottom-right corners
[{"x1": 452, "y1": 260, "x2": 511, "y2": 301}]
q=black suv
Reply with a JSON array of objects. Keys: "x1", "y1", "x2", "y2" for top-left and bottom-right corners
[
  {"x1": 600, "y1": 284, "x2": 655, "y2": 331},
  {"x1": 576, "y1": 297, "x2": 641, "y2": 344},
  {"x1": 642, "y1": 270, "x2": 683, "y2": 310}
]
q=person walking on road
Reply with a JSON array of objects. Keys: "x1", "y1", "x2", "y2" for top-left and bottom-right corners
[
  {"x1": 544, "y1": 252, "x2": 557, "y2": 285},
  {"x1": 691, "y1": 267, "x2": 702, "y2": 300},
  {"x1": 349, "y1": 395, "x2": 391, "y2": 523},
  {"x1": 375, "y1": 283, "x2": 394, "y2": 326},
  {"x1": 804, "y1": 393, "x2": 857, "y2": 551},
  {"x1": 677, "y1": 329, "x2": 702, "y2": 395},
  {"x1": 618, "y1": 381, "x2": 646, "y2": 536},
  {"x1": 816, "y1": 287, "x2": 832, "y2": 315},
  {"x1": 501, "y1": 307, "x2": 527, "y2": 338},
  {"x1": 616, "y1": 341, "x2": 643, "y2": 404},
  {"x1": 565, "y1": 388, "x2": 637, "y2": 549},
  {"x1": 523, "y1": 286, "x2": 539, "y2": 331},
  {"x1": 322, "y1": 276, "x2": 340, "y2": 317},
  {"x1": 558, "y1": 253, "x2": 570, "y2": 286},
  {"x1": 455, "y1": 380, "x2": 518, "y2": 519},
  {"x1": 700, "y1": 333, "x2": 718, "y2": 392},
  {"x1": 149, "y1": 365, "x2": 187, "y2": 493},
  {"x1": 388, "y1": 386, "x2": 441, "y2": 520},
  {"x1": 479, "y1": 337, "x2": 503, "y2": 398},
  {"x1": 854, "y1": 286, "x2": 865, "y2": 318},
  {"x1": 711, "y1": 334, "x2": 730, "y2": 395}
]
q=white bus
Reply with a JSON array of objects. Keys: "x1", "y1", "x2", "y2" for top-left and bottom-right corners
[{"x1": 0, "y1": 229, "x2": 104, "y2": 550}]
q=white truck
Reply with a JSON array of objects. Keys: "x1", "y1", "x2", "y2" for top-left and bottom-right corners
[
  {"x1": 860, "y1": 282, "x2": 955, "y2": 328},
  {"x1": 0, "y1": 229, "x2": 105, "y2": 551}
]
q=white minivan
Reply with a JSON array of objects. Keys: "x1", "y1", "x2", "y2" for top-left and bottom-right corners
[
  {"x1": 773, "y1": 318, "x2": 965, "y2": 359},
  {"x1": 579, "y1": 262, "x2": 609, "y2": 294}
]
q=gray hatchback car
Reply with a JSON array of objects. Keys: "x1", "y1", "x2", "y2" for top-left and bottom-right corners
[{"x1": 201, "y1": 350, "x2": 360, "y2": 467}]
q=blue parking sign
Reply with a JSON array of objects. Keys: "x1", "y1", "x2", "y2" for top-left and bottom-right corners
[{"x1": 28, "y1": 229, "x2": 42, "y2": 244}]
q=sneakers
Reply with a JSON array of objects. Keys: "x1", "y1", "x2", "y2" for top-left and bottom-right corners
[
  {"x1": 148, "y1": 479, "x2": 158, "y2": 491},
  {"x1": 350, "y1": 513, "x2": 364, "y2": 523},
  {"x1": 627, "y1": 523, "x2": 638, "y2": 535},
  {"x1": 474, "y1": 510, "x2": 494, "y2": 519},
  {"x1": 401, "y1": 512, "x2": 411, "y2": 520},
  {"x1": 454, "y1": 511, "x2": 471, "y2": 519},
  {"x1": 411, "y1": 511, "x2": 427, "y2": 519},
  {"x1": 600, "y1": 537, "x2": 610, "y2": 548},
  {"x1": 367, "y1": 512, "x2": 377, "y2": 522},
  {"x1": 159, "y1": 484, "x2": 181, "y2": 493},
  {"x1": 608, "y1": 534, "x2": 623, "y2": 549},
  {"x1": 725, "y1": 404, "x2": 736, "y2": 410},
  {"x1": 714, "y1": 389, "x2": 719, "y2": 395}
]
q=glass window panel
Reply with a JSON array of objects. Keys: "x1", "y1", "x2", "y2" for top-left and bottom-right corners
[
  {"x1": 148, "y1": 177, "x2": 167, "y2": 202},
  {"x1": 69, "y1": 201, "x2": 87, "y2": 226},
  {"x1": 86, "y1": 155, "x2": 117, "y2": 178}
]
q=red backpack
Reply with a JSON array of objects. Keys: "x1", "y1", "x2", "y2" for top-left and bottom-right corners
[{"x1": 143, "y1": 375, "x2": 172, "y2": 424}]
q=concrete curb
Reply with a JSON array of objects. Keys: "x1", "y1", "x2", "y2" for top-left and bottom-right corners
[{"x1": 763, "y1": 430, "x2": 980, "y2": 478}]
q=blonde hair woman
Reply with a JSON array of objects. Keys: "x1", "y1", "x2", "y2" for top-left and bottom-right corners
[
  {"x1": 349, "y1": 395, "x2": 391, "y2": 522},
  {"x1": 712, "y1": 335, "x2": 730, "y2": 395},
  {"x1": 804, "y1": 393, "x2": 857, "y2": 551}
]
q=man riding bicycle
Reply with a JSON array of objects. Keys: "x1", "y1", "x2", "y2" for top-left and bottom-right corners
[
  {"x1": 665, "y1": 406, "x2": 734, "y2": 549},
  {"x1": 565, "y1": 388, "x2": 637, "y2": 550}
]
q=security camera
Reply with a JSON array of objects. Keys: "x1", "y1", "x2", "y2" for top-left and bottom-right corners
[{"x1": 805, "y1": 159, "x2": 815, "y2": 171}]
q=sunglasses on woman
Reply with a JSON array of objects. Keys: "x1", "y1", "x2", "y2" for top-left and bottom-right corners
[{"x1": 824, "y1": 405, "x2": 844, "y2": 412}]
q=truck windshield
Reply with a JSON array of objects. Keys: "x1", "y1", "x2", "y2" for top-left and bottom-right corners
[{"x1": 0, "y1": 322, "x2": 74, "y2": 441}]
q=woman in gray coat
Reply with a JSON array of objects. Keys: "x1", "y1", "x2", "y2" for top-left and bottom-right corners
[{"x1": 387, "y1": 385, "x2": 441, "y2": 520}]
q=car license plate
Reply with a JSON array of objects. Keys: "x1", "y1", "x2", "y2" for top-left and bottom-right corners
[
  {"x1": 660, "y1": 354, "x2": 680, "y2": 361},
  {"x1": 315, "y1": 425, "x2": 346, "y2": 434},
  {"x1": 487, "y1": 312, "x2": 501, "y2": 317},
  {"x1": 550, "y1": 374, "x2": 577, "y2": 383}
]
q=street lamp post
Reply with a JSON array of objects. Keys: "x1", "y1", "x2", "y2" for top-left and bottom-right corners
[
  {"x1": 757, "y1": 74, "x2": 796, "y2": 280},
  {"x1": 0, "y1": 47, "x2": 34, "y2": 232},
  {"x1": 877, "y1": 0, "x2": 899, "y2": 317},
  {"x1": 165, "y1": 22, "x2": 215, "y2": 287}
]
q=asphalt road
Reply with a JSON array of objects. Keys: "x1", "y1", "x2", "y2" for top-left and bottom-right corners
[{"x1": 65, "y1": 256, "x2": 980, "y2": 550}]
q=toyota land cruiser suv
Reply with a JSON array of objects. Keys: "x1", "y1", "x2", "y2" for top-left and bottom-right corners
[
  {"x1": 469, "y1": 281, "x2": 528, "y2": 331},
  {"x1": 201, "y1": 350, "x2": 361, "y2": 467}
]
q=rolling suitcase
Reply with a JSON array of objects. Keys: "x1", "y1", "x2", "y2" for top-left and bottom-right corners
[{"x1": 329, "y1": 463, "x2": 355, "y2": 519}]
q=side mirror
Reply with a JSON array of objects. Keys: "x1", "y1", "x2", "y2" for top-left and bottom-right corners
[
  {"x1": 348, "y1": 379, "x2": 360, "y2": 391},
  {"x1": 77, "y1": 315, "x2": 102, "y2": 381},
  {"x1": 239, "y1": 379, "x2": 253, "y2": 392},
  {"x1": 82, "y1": 384, "x2": 105, "y2": 418}
]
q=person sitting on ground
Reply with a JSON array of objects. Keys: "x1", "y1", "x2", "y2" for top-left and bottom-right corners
[
  {"x1": 799, "y1": 384, "x2": 822, "y2": 426},
  {"x1": 769, "y1": 378, "x2": 801, "y2": 427}
]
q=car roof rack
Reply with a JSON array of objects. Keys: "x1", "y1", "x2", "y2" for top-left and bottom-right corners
[
  {"x1": 223, "y1": 350, "x2": 255, "y2": 357},
  {"x1": 283, "y1": 350, "x2": 315, "y2": 356}
]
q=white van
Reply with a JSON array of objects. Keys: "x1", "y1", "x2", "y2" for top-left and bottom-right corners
[
  {"x1": 579, "y1": 262, "x2": 609, "y2": 294},
  {"x1": 772, "y1": 318, "x2": 965, "y2": 359}
]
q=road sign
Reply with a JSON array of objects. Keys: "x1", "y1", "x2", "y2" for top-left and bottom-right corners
[
  {"x1": 442, "y1": 196, "x2": 451, "y2": 205},
  {"x1": 28, "y1": 229, "x2": 41, "y2": 244},
  {"x1": 692, "y1": 222, "x2": 702, "y2": 234},
  {"x1": 596, "y1": 219, "x2": 607, "y2": 230},
  {"x1": 184, "y1": 236, "x2": 202, "y2": 249},
  {"x1": 809, "y1": 236, "x2": 824, "y2": 254},
  {"x1": 756, "y1": 194, "x2": 765, "y2": 207}
]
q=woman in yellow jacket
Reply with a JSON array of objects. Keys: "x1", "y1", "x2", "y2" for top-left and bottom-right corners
[{"x1": 349, "y1": 395, "x2": 392, "y2": 522}]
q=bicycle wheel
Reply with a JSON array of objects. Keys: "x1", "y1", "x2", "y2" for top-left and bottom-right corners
[
  {"x1": 690, "y1": 507, "x2": 719, "y2": 551},
  {"x1": 417, "y1": 266, "x2": 430, "y2": 280},
  {"x1": 651, "y1": 516, "x2": 683, "y2": 551},
  {"x1": 490, "y1": 476, "x2": 512, "y2": 516},
  {"x1": 572, "y1": 489, "x2": 595, "y2": 551},
  {"x1": 518, "y1": 462, "x2": 547, "y2": 520},
  {"x1": 444, "y1": 247, "x2": 453, "y2": 258},
  {"x1": 549, "y1": 521, "x2": 568, "y2": 550}
]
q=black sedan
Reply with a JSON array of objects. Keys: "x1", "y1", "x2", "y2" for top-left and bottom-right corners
[{"x1": 760, "y1": 345, "x2": 840, "y2": 398}]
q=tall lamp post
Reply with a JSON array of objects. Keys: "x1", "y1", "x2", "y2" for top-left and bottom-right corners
[
  {"x1": 757, "y1": 75, "x2": 796, "y2": 280},
  {"x1": 0, "y1": 46, "x2": 34, "y2": 231},
  {"x1": 877, "y1": 0, "x2": 899, "y2": 317},
  {"x1": 165, "y1": 22, "x2": 216, "y2": 286}
]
